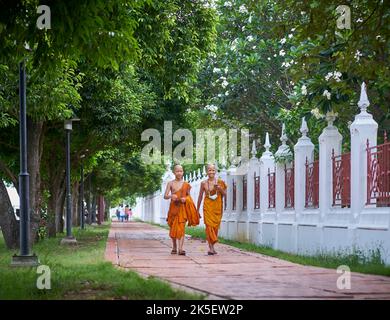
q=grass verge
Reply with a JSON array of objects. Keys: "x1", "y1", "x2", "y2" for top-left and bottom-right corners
[{"x1": 0, "y1": 223, "x2": 203, "y2": 299}]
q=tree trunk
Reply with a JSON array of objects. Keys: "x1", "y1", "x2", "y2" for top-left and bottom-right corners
[
  {"x1": 91, "y1": 194, "x2": 97, "y2": 223},
  {"x1": 56, "y1": 192, "x2": 65, "y2": 234},
  {"x1": 27, "y1": 119, "x2": 44, "y2": 245},
  {"x1": 105, "y1": 199, "x2": 110, "y2": 221},
  {"x1": 47, "y1": 181, "x2": 65, "y2": 237},
  {"x1": 0, "y1": 180, "x2": 19, "y2": 249}
]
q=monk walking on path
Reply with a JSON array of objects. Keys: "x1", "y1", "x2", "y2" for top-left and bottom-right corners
[
  {"x1": 164, "y1": 165, "x2": 199, "y2": 255},
  {"x1": 197, "y1": 164, "x2": 227, "y2": 255}
]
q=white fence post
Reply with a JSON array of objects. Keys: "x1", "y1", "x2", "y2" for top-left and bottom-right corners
[
  {"x1": 160, "y1": 161, "x2": 174, "y2": 225},
  {"x1": 294, "y1": 117, "x2": 315, "y2": 220},
  {"x1": 260, "y1": 133, "x2": 275, "y2": 214},
  {"x1": 318, "y1": 112, "x2": 343, "y2": 222},
  {"x1": 274, "y1": 124, "x2": 292, "y2": 216},
  {"x1": 350, "y1": 83, "x2": 378, "y2": 220}
]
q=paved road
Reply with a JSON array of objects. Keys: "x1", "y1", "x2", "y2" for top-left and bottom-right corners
[{"x1": 105, "y1": 221, "x2": 390, "y2": 299}]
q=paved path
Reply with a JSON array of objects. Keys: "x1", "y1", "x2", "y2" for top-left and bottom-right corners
[{"x1": 105, "y1": 222, "x2": 390, "y2": 299}]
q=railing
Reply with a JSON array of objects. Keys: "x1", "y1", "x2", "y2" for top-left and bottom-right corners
[
  {"x1": 254, "y1": 172, "x2": 260, "y2": 209},
  {"x1": 332, "y1": 150, "x2": 351, "y2": 207},
  {"x1": 285, "y1": 164, "x2": 294, "y2": 209},
  {"x1": 242, "y1": 176, "x2": 247, "y2": 210},
  {"x1": 367, "y1": 132, "x2": 390, "y2": 207},
  {"x1": 305, "y1": 158, "x2": 319, "y2": 208},
  {"x1": 232, "y1": 179, "x2": 236, "y2": 210},
  {"x1": 268, "y1": 168, "x2": 275, "y2": 209}
]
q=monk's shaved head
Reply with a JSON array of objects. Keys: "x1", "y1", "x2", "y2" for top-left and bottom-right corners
[
  {"x1": 207, "y1": 163, "x2": 216, "y2": 170},
  {"x1": 173, "y1": 164, "x2": 183, "y2": 172}
]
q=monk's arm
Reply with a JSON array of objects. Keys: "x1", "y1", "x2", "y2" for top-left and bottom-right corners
[
  {"x1": 163, "y1": 182, "x2": 172, "y2": 200},
  {"x1": 196, "y1": 182, "x2": 205, "y2": 212}
]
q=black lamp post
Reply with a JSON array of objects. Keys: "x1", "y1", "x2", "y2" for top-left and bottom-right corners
[
  {"x1": 11, "y1": 60, "x2": 39, "y2": 267},
  {"x1": 61, "y1": 118, "x2": 79, "y2": 245}
]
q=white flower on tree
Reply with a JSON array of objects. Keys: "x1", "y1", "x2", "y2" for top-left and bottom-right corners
[
  {"x1": 280, "y1": 38, "x2": 286, "y2": 44},
  {"x1": 323, "y1": 89, "x2": 331, "y2": 100},
  {"x1": 213, "y1": 67, "x2": 221, "y2": 73},
  {"x1": 205, "y1": 104, "x2": 218, "y2": 113},
  {"x1": 223, "y1": 1, "x2": 232, "y2": 8},
  {"x1": 301, "y1": 85, "x2": 307, "y2": 96},
  {"x1": 279, "y1": 49, "x2": 286, "y2": 56},
  {"x1": 221, "y1": 80, "x2": 229, "y2": 88},
  {"x1": 311, "y1": 108, "x2": 324, "y2": 119},
  {"x1": 246, "y1": 35, "x2": 254, "y2": 42},
  {"x1": 325, "y1": 71, "x2": 342, "y2": 82},
  {"x1": 239, "y1": 4, "x2": 248, "y2": 14},
  {"x1": 354, "y1": 50, "x2": 363, "y2": 61}
]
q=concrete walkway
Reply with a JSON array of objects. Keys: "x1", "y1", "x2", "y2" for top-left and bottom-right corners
[{"x1": 105, "y1": 221, "x2": 390, "y2": 300}]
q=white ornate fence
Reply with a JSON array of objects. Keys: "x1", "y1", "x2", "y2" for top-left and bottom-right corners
[{"x1": 134, "y1": 83, "x2": 390, "y2": 264}]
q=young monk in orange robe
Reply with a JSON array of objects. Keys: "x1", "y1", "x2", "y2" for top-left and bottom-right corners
[
  {"x1": 164, "y1": 165, "x2": 199, "y2": 255},
  {"x1": 196, "y1": 164, "x2": 227, "y2": 255}
]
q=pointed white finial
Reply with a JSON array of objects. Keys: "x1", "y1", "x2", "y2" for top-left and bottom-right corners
[
  {"x1": 185, "y1": 174, "x2": 188, "y2": 181},
  {"x1": 251, "y1": 140, "x2": 257, "y2": 158},
  {"x1": 300, "y1": 117, "x2": 309, "y2": 137},
  {"x1": 202, "y1": 165, "x2": 207, "y2": 177},
  {"x1": 264, "y1": 132, "x2": 271, "y2": 151},
  {"x1": 197, "y1": 168, "x2": 201, "y2": 179},
  {"x1": 280, "y1": 123, "x2": 288, "y2": 145},
  {"x1": 189, "y1": 172, "x2": 192, "y2": 181},
  {"x1": 165, "y1": 159, "x2": 171, "y2": 172},
  {"x1": 358, "y1": 82, "x2": 370, "y2": 112},
  {"x1": 193, "y1": 170, "x2": 197, "y2": 180}
]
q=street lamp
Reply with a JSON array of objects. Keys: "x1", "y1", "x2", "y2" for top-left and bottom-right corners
[
  {"x1": 61, "y1": 117, "x2": 79, "y2": 245},
  {"x1": 11, "y1": 60, "x2": 39, "y2": 267}
]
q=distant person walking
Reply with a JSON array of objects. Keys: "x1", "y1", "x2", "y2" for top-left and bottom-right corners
[
  {"x1": 125, "y1": 205, "x2": 130, "y2": 221},
  {"x1": 119, "y1": 205, "x2": 125, "y2": 222},
  {"x1": 128, "y1": 208, "x2": 133, "y2": 221},
  {"x1": 116, "y1": 206, "x2": 120, "y2": 221}
]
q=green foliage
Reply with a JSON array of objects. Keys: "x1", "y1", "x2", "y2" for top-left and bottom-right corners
[{"x1": 195, "y1": 0, "x2": 390, "y2": 150}]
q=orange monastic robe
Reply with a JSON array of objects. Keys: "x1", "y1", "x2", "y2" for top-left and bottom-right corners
[
  {"x1": 203, "y1": 179, "x2": 227, "y2": 245},
  {"x1": 167, "y1": 182, "x2": 199, "y2": 239}
]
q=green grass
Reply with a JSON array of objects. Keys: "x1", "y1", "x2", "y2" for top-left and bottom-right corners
[
  {"x1": 146, "y1": 222, "x2": 390, "y2": 277},
  {"x1": 0, "y1": 223, "x2": 203, "y2": 300}
]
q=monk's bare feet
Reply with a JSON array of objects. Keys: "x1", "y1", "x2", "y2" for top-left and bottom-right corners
[
  {"x1": 178, "y1": 250, "x2": 186, "y2": 255},
  {"x1": 171, "y1": 249, "x2": 177, "y2": 254},
  {"x1": 207, "y1": 251, "x2": 214, "y2": 255}
]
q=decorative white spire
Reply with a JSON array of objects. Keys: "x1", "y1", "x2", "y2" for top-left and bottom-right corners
[
  {"x1": 165, "y1": 159, "x2": 171, "y2": 172},
  {"x1": 202, "y1": 165, "x2": 207, "y2": 177},
  {"x1": 358, "y1": 82, "x2": 370, "y2": 112},
  {"x1": 280, "y1": 123, "x2": 288, "y2": 145},
  {"x1": 264, "y1": 132, "x2": 271, "y2": 152},
  {"x1": 189, "y1": 172, "x2": 192, "y2": 181},
  {"x1": 197, "y1": 168, "x2": 201, "y2": 179},
  {"x1": 251, "y1": 140, "x2": 257, "y2": 159},
  {"x1": 193, "y1": 170, "x2": 197, "y2": 181},
  {"x1": 300, "y1": 117, "x2": 309, "y2": 137},
  {"x1": 185, "y1": 174, "x2": 188, "y2": 181}
]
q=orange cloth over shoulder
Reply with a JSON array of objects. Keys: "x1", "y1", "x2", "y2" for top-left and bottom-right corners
[
  {"x1": 203, "y1": 179, "x2": 227, "y2": 245},
  {"x1": 166, "y1": 182, "x2": 199, "y2": 239}
]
